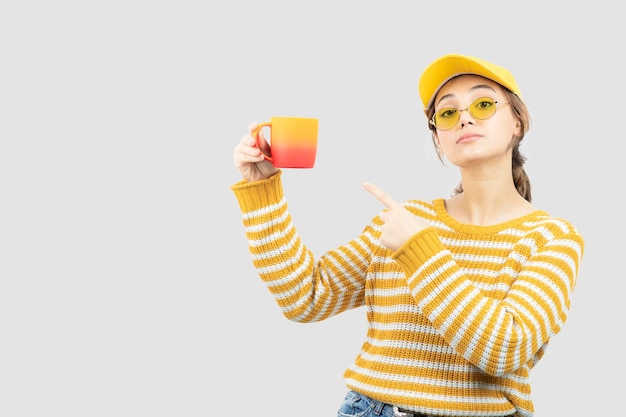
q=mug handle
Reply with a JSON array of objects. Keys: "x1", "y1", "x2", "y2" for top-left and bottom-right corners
[{"x1": 252, "y1": 122, "x2": 273, "y2": 161}]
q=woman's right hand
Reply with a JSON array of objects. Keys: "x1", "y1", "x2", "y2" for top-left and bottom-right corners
[{"x1": 233, "y1": 122, "x2": 279, "y2": 182}]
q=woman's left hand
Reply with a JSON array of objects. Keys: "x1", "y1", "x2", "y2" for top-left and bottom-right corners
[{"x1": 363, "y1": 182, "x2": 429, "y2": 252}]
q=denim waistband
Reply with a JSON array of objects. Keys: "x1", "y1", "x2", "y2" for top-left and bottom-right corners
[
  {"x1": 347, "y1": 390, "x2": 516, "y2": 417},
  {"x1": 347, "y1": 390, "x2": 432, "y2": 417}
]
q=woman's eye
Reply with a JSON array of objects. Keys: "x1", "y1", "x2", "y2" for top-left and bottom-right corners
[
  {"x1": 439, "y1": 109, "x2": 457, "y2": 119},
  {"x1": 475, "y1": 99, "x2": 494, "y2": 109}
]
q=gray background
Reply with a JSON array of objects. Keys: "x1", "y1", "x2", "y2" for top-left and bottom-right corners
[{"x1": 1, "y1": 1, "x2": 619, "y2": 416}]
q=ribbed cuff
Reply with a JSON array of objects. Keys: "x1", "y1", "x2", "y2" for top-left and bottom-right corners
[
  {"x1": 392, "y1": 228, "x2": 445, "y2": 272},
  {"x1": 230, "y1": 171, "x2": 283, "y2": 213}
]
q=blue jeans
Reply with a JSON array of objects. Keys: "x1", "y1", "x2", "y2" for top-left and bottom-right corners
[
  {"x1": 337, "y1": 390, "x2": 517, "y2": 417},
  {"x1": 337, "y1": 390, "x2": 417, "y2": 417}
]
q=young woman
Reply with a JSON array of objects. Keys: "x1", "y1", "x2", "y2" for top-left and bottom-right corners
[{"x1": 231, "y1": 53, "x2": 585, "y2": 417}]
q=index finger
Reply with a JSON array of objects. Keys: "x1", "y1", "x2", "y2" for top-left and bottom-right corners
[
  {"x1": 247, "y1": 122, "x2": 267, "y2": 148},
  {"x1": 248, "y1": 122, "x2": 259, "y2": 135},
  {"x1": 363, "y1": 182, "x2": 401, "y2": 210}
]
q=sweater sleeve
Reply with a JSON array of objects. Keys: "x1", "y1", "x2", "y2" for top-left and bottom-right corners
[
  {"x1": 231, "y1": 172, "x2": 372, "y2": 322},
  {"x1": 391, "y1": 221, "x2": 585, "y2": 376}
]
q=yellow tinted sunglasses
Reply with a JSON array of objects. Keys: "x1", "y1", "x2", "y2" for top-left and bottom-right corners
[{"x1": 430, "y1": 97, "x2": 508, "y2": 131}]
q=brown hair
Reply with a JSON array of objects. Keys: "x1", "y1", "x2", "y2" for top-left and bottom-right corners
[{"x1": 426, "y1": 87, "x2": 533, "y2": 202}]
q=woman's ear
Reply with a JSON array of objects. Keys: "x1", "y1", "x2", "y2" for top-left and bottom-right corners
[{"x1": 514, "y1": 119, "x2": 522, "y2": 135}]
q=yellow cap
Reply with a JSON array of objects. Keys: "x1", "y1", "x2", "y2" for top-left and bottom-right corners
[{"x1": 419, "y1": 53, "x2": 522, "y2": 111}]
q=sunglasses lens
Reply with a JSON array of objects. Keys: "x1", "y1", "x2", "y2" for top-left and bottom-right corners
[
  {"x1": 433, "y1": 108, "x2": 458, "y2": 130},
  {"x1": 469, "y1": 97, "x2": 497, "y2": 120}
]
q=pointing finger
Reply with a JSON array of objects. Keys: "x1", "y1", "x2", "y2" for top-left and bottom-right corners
[{"x1": 363, "y1": 182, "x2": 401, "y2": 210}]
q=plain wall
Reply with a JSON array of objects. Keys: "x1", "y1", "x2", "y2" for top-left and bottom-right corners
[{"x1": 1, "y1": 1, "x2": 618, "y2": 416}]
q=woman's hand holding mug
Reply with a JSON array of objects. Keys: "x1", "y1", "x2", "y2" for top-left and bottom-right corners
[{"x1": 233, "y1": 122, "x2": 280, "y2": 182}]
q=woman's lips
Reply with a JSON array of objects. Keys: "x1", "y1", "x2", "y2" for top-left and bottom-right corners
[{"x1": 457, "y1": 133, "x2": 481, "y2": 144}]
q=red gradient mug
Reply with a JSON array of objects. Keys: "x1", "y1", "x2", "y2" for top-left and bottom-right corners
[{"x1": 253, "y1": 117, "x2": 318, "y2": 168}]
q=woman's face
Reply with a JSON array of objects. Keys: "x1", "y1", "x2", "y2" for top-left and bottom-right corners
[{"x1": 432, "y1": 74, "x2": 521, "y2": 168}]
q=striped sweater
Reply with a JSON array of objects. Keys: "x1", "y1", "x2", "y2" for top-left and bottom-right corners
[{"x1": 231, "y1": 171, "x2": 584, "y2": 417}]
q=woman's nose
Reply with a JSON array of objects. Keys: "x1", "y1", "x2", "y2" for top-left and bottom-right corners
[{"x1": 458, "y1": 108, "x2": 475, "y2": 126}]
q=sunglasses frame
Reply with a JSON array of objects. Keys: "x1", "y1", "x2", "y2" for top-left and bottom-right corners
[{"x1": 429, "y1": 97, "x2": 506, "y2": 131}]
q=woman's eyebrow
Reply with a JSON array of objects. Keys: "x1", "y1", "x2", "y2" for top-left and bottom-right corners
[
  {"x1": 470, "y1": 84, "x2": 497, "y2": 94},
  {"x1": 436, "y1": 84, "x2": 498, "y2": 106}
]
